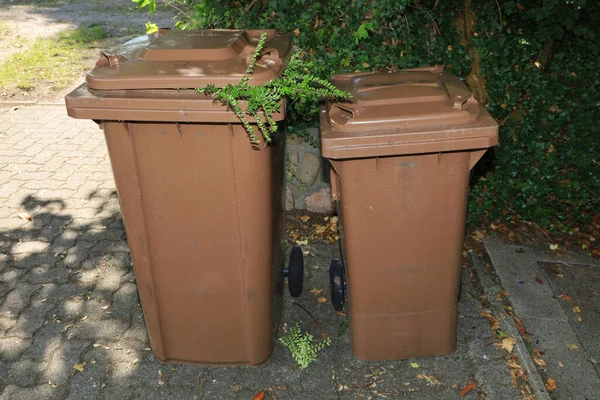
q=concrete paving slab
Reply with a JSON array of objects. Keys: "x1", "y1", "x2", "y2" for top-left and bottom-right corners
[
  {"x1": 540, "y1": 261, "x2": 600, "y2": 376},
  {"x1": 485, "y1": 239, "x2": 600, "y2": 400},
  {"x1": 524, "y1": 317, "x2": 600, "y2": 400},
  {"x1": 484, "y1": 239, "x2": 567, "y2": 321},
  {"x1": 471, "y1": 252, "x2": 550, "y2": 400},
  {"x1": 530, "y1": 244, "x2": 599, "y2": 267}
]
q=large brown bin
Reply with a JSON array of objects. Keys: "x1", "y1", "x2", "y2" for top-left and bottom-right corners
[
  {"x1": 65, "y1": 30, "x2": 293, "y2": 365},
  {"x1": 320, "y1": 66, "x2": 498, "y2": 361}
]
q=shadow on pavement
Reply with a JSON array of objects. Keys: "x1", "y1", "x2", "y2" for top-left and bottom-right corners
[{"x1": 0, "y1": 188, "x2": 524, "y2": 399}]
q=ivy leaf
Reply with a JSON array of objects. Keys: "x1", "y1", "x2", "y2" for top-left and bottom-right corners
[{"x1": 353, "y1": 22, "x2": 374, "y2": 45}]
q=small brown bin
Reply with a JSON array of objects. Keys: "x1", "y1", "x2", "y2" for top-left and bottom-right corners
[
  {"x1": 320, "y1": 66, "x2": 498, "y2": 361},
  {"x1": 65, "y1": 30, "x2": 293, "y2": 365}
]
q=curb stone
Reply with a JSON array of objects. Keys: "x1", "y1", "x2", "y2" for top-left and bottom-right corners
[{"x1": 471, "y1": 251, "x2": 551, "y2": 400}]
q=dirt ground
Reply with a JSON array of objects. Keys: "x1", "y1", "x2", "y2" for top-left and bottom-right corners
[{"x1": 0, "y1": 0, "x2": 177, "y2": 103}]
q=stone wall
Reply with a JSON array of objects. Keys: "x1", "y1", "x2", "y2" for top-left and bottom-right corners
[{"x1": 285, "y1": 128, "x2": 334, "y2": 214}]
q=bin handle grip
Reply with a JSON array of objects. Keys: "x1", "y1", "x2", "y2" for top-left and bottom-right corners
[
  {"x1": 256, "y1": 48, "x2": 282, "y2": 70},
  {"x1": 348, "y1": 66, "x2": 474, "y2": 110},
  {"x1": 332, "y1": 103, "x2": 365, "y2": 118},
  {"x1": 350, "y1": 66, "x2": 444, "y2": 90},
  {"x1": 96, "y1": 50, "x2": 127, "y2": 68}
]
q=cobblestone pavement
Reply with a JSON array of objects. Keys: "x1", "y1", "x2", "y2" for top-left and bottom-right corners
[{"x1": 0, "y1": 105, "x2": 523, "y2": 399}]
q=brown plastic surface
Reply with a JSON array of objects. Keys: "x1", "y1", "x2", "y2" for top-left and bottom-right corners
[
  {"x1": 321, "y1": 66, "x2": 498, "y2": 159},
  {"x1": 65, "y1": 29, "x2": 291, "y2": 365},
  {"x1": 86, "y1": 30, "x2": 292, "y2": 90},
  {"x1": 66, "y1": 83, "x2": 284, "y2": 123},
  {"x1": 102, "y1": 121, "x2": 286, "y2": 365},
  {"x1": 321, "y1": 68, "x2": 498, "y2": 361}
]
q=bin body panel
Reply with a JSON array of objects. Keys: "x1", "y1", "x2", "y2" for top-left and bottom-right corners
[
  {"x1": 102, "y1": 121, "x2": 285, "y2": 365},
  {"x1": 321, "y1": 67, "x2": 498, "y2": 361},
  {"x1": 333, "y1": 152, "x2": 470, "y2": 360}
]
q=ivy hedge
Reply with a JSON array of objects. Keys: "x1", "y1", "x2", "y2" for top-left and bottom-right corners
[{"x1": 138, "y1": 0, "x2": 599, "y2": 226}]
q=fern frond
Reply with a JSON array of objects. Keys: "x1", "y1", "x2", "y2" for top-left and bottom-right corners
[
  {"x1": 279, "y1": 324, "x2": 331, "y2": 369},
  {"x1": 195, "y1": 32, "x2": 350, "y2": 143}
]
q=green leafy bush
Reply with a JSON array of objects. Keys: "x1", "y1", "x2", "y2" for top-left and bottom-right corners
[
  {"x1": 134, "y1": 0, "x2": 600, "y2": 226},
  {"x1": 468, "y1": 0, "x2": 600, "y2": 226}
]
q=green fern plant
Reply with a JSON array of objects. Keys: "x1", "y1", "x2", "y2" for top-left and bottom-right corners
[
  {"x1": 197, "y1": 32, "x2": 349, "y2": 144},
  {"x1": 279, "y1": 324, "x2": 331, "y2": 369}
]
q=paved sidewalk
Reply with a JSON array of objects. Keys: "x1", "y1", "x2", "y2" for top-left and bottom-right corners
[
  {"x1": 485, "y1": 239, "x2": 600, "y2": 400},
  {"x1": 0, "y1": 105, "x2": 521, "y2": 399}
]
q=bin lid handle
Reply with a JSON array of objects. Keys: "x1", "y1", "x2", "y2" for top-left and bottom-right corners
[
  {"x1": 96, "y1": 50, "x2": 128, "y2": 68},
  {"x1": 349, "y1": 68, "x2": 474, "y2": 110},
  {"x1": 333, "y1": 103, "x2": 365, "y2": 118}
]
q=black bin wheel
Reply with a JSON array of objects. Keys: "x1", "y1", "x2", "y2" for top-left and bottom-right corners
[
  {"x1": 329, "y1": 259, "x2": 345, "y2": 311},
  {"x1": 288, "y1": 246, "x2": 304, "y2": 297}
]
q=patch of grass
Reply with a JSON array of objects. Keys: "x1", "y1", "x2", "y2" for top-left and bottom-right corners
[
  {"x1": 0, "y1": 21, "x2": 10, "y2": 38},
  {"x1": 0, "y1": 25, "x2": 106, "y2": 91}
]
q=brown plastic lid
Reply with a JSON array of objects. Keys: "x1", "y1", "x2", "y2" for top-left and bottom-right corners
[
  {"x1": 321, "y1": 66, "x2": 498, "y2": 159},
  {"x1": 86, "y1": 29, "x2": 292, "y2": 91}
]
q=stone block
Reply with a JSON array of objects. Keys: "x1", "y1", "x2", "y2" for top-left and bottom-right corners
[{"x1": 304, "y1": 188, "x2": 334, "y2": 214}]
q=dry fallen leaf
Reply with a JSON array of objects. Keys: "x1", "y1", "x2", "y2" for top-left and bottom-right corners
[
  {"x1": 577, "y1": 316, "x2": 583, "y2": 323},
  {"x1": 549, "y1": 244, "x2": 559, "y2": 251},
  {"x1": 416, "y1": 373, "x2": 441, "y2": 385},
  {"x1": 572, "y1": 306, "x2": 582, "y2": 313},
  {"x1": 293, "y1": 28, "x2": 300, "y2": 37},
  {"x1": 295, "y1": 239, "x2": 309, "y2": 246},
  {"x1": 558, "y1": 362, "x2": 565, "y2": 368},
  {"x1": 499, "y1": 337, "x2": 515, "y2": 353},
  {"x1": 460, "y1": 382, "x2": 476, "y2": 396},
  {"x1": 509, "y1": 368, "x2": 519, "y2": 385},
  {"x1": 317, "y1": 296, "x2": 327, "y2": 304},
  {"x1": 515, "y1": 319, "x2": 530, "y2": 336},
  {"x1": 533, "y1": 356, "x2": 547, "y2": 366},
  {"x1": 314, "y1": 225, "x2": 327, "y2": 234},
  {"x1": 559, "y1": 293, "x2": 573, "y2": 302},
  {"x1": 73, "y1": 362, "x2": 86, "y2": 372},
  {"x1": 298, "y1": 216, "x2": 310, "y2": 223},
  {"x1": 535, "y1": 276, "x2": 544, "y2": 284},
  {"x1": 506, "y1": 360, "x2": 520, "y2": 369},
  {"x1": 545, "y1": 377, "x2": 557, "y2": 391},
  {"x1": 253, "y1": 390, "x2": 265, "y2": 400},
  {"x1": 309, "y1": 288, "x2": 324, "y2": 296},
  {"x1": 567, "y1": 344, "x2": 579, "y2": 351},
  {"x1": 17, "y1": 212, "x2": 32, "y2": 221},
  {"x1": 410, "y1": 362, "x2": 420, "y2": 368},
  {"x1": 472, "y1": 230, "x2": 486, "y2": 242},
  {"x1": 481, "y1": 311, "x2": 494, "y2": 320}
]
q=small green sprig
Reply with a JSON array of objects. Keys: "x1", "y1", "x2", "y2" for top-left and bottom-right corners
[
  {"x1": 197, "y1": 32, "x2": 349, "y2": 143},
  {"x1": 279, "y1": 324, "x2": 331, "y2": 369}
]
